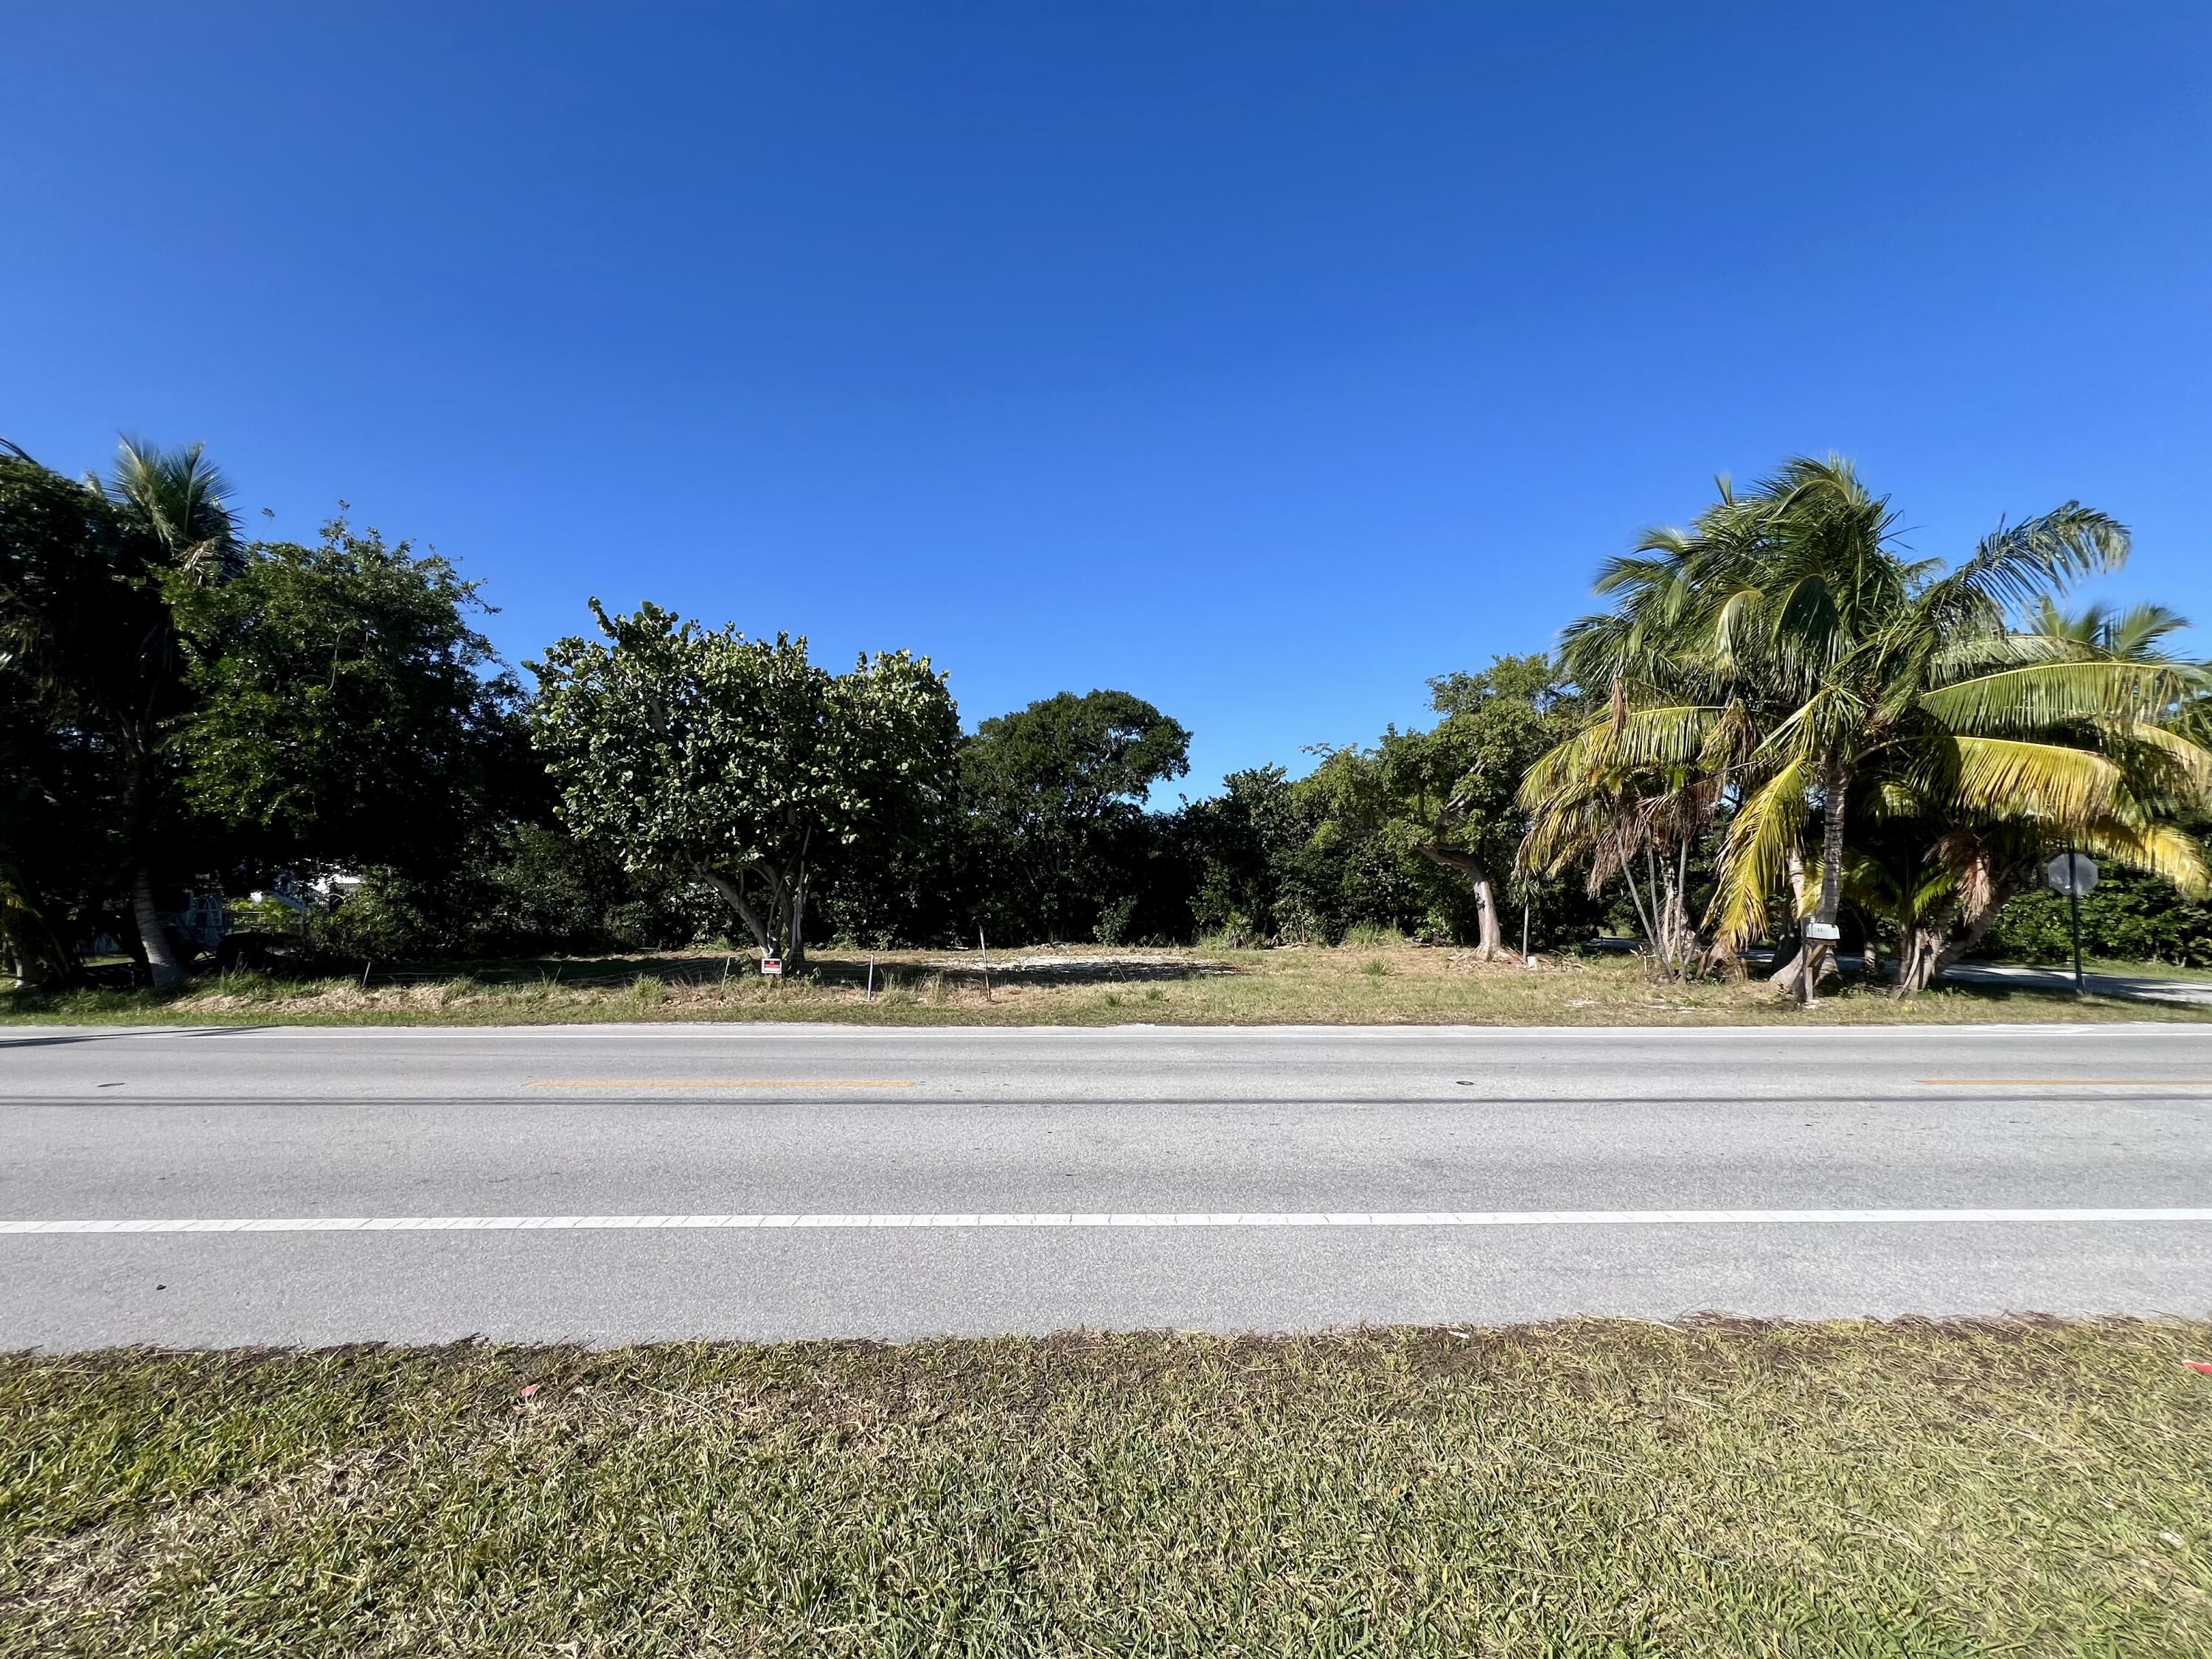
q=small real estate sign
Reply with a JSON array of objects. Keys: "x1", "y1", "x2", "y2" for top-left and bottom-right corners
[{"x1": 760, "y1": 956, "x2": 783, "y2": 978}]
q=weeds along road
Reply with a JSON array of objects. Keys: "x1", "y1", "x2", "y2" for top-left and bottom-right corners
[{"x1": 4, "y1": 1021, "x2": 2211, "y2": 1348}]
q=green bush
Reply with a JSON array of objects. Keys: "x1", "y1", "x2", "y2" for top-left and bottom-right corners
[{"x1": 1982, "y1": 866, "x2": 2212, "y2": 967}]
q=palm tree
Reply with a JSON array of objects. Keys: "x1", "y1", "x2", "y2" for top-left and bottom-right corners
[
  {"x1": 2027, "y1": 598, "x2": 2197, "y2": 664},
  {"x1": 1865, "y1": 576, "x2": 2212, "y2": 991},
  {"x1": 94, "y1": 437, "x2": 241, "y2": 987},
  {"x1": 1709, "y1": 465, "x2": 2150, "y2": 997},
  {"x1": 1522, "y1": 484, "x2": 1767, "y2": 975},
  {"x1": 1528, "y1": 459, "x2": 1915, "y2": 996},
  {"x1": 1525, "y1": 458, "x2": 2212, "y2": 1001}
]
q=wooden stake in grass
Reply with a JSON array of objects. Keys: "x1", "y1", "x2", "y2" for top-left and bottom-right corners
[{"x1": 978, "y1": 928, "x2": 992, "y2": 1003}]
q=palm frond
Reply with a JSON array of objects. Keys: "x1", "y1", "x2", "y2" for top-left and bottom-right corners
[
  {"x1": 2030, "y1": 597, "x2": 2194, "y2": 662},
  {"x1": 1935, "y1": 736, "x2": 2126, "y2": 824},
  {"x1": 2098, "y1": 720, "x2": 2212, "y2": 806},
  {"x1": 1516, "y1": 706, "x2": 1719, "y2": 809},
  {"x1": 1919, "y1": 661, "x2": 2193, "y2": 734},
  {"x1": 2104, "y1": 602, "x2": 2195, "y2": 662},
  {"x1": 2068, "y1": 820, "x2": 2212, "y2": 898},
  {"x1": 1941, "y1": 504, "x2": 2129, "y2": 611},
  {"x1": 1708, "y1": 754, "x2": 1810, "y2": 946},
  {"x1": 104, "y1": 434, "x2": 243, "y2": 582}
]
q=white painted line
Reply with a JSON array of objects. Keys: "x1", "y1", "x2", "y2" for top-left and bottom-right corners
[{"x1": 2, "y1": 1207, "x2": 2211, "y2": 1236}]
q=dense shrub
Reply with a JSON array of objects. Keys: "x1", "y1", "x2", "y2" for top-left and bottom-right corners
[{"x1": 1982, "y1": 865, "x2": 2212, "y2": 967}]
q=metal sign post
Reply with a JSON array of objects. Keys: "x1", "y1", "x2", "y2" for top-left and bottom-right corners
[{"x1": 2045, "y1": 849, "x2": 2098, "y2": 996}]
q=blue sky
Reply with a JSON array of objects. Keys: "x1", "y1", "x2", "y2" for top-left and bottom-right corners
[{"x1": 7, "y1": 3, "x2": 2208, "y2": 794}]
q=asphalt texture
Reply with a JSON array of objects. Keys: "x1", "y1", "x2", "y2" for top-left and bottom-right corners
[{"x1": 4, "y1": 1021, "x2": 2209, "y2": 1348}]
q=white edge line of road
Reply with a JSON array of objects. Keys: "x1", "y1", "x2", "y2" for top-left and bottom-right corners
[{"x1": 4, "y1": 1208, "x2": 2212, "y2": 1235}]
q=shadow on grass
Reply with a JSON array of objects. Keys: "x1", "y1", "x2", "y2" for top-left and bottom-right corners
[{"x1": 358, "y1": 949, "x2": 1242, "y2": 993}]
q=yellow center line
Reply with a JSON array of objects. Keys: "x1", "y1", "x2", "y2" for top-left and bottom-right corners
[
  {"x1": 529, "y1": 1079, "x2": 919, "y2": 1090},
  {"x1": 1919, "y1": 1078, "x2": 2212, "y2": 1086}
]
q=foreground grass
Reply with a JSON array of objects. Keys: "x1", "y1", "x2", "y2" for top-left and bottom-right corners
[
  {"x1": 6, "y1": 942, "x2": 2208, "y2": 1028},
  {"x1": 4, "y1": 1321, "x2": 2208, "y2": 1656}
]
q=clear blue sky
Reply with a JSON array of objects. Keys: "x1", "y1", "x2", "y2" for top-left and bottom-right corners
[{"x1": 8, "y1": 3, "x2": 2208, "y2": 794}]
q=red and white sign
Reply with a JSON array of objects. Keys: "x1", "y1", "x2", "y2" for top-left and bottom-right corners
[{"x1": 760, "y1": 957, "x2": 783, "y2": 978}]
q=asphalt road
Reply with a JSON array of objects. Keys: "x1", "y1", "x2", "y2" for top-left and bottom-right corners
[{"x1": 4, "y1": 1020, "x2": 2210, "y2": 1348}]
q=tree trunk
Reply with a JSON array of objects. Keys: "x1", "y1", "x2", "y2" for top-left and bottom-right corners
[
  {"x1": 1766, "y1": 846, "x2": 1809, "y2": 987},
  {"x1": 1891, "y1": 852, "x2": 2034, "y2": 998},
  {"x1": 785, "y1": 830, "x2": 813, "y2": 972},
  {"x1": 1417, "y1": 845, "x2": 1508, "y2": 960},
  {"x1": 130, "y1": 864, "x2": 187, "y2": 990},
  {"x1": 0, "y1": 881, "x2": 77, "y2": 990},
  {"x1": 1655, "y1": 844, "x2": 1694, "y2": 976},
  {"x1": 1771, "y1": 762, "x2": 1848, "y2": 1004},
  {"x1": 695, "y1": 867, "x2": 774, "y2": 957},
  {"x1": 787, "y1": 879, "x2": 808, "y2": 973},
  {"x1": 1893, "y1": 924, "x2": 1945, "y2": 996}
]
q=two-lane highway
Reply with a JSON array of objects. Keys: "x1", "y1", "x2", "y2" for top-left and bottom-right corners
[{"x1": 4, "y1": 1020, "x2": 2208, "y2": 1347}]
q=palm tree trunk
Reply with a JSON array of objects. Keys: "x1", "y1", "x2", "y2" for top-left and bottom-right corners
[
  {"x1": 1891, "y1": 850, "x2": 2034, "y2": 998},
  {"x1": 1801, "y1": 758, "x2": 1851, "y2": 1003},
  {"x1": 1893, "y1": 925, "x2": 1944, "y2": 996},
  {"x1": 1770, "y1": 763, "x2": 1848, "y2": 1003},
  {"x1": 1618, "y1": 856, "x2": 1657, "y2": 954},
  {"x1": 1766, "y1": 846, "x2": 1809, "y2": 987},
  {"x1": 130, "y1": 864, "x2": 186, "y2": 990}
]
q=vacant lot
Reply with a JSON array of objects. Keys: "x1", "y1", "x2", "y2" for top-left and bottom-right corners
[
  {"x1": 6, "y1": 941, "x2": 2208, "y2": 1028},
  {"x1": 4, "y1": 1319, "x2": 2207, "y2": 1656}
]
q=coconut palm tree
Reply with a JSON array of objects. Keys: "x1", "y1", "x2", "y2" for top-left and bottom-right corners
[
  {"x1": 1525, "y1": 458, "x2": 2211, "y2": 1001},
  {"x1": 94, "y1": 437, "x2": 241, "y2": 987},
  {"x1": 1863, "y1": 577, "x2": 2212, "y2": 992},
  {"x1": 2027, "y1": 598, "x2": 2196, "y2": 664},
  {"x1": 98, "y1": 436, "x2": 241, "y2": 585}
]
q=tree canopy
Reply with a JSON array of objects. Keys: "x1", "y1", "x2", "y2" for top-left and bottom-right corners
[
  {"x1": 962, "y1": 689, "x2": 1190, "y2": 944},
  {"x1": 174, "y1": 519, "x2": 521, "y2": 873},
  {"x1": 1525, "y1": 457, "x2": 2212, "y2": 998},
  {"x1": 4, "y1": 434, "x2": 2205, "y2": 1005},
  {"x1": 530, "y1": 601, "x2": 959, "y2": 969}
]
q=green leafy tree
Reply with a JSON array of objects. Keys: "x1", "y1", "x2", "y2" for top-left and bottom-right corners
[
  {"x1": 0, "y1": 437, "x2": 240, "y2": 987},
  {"x1": 173, "y1": 518, "x2": 523, "y2": 874},
  {"x1": 962, "y1": 689, "x2": 1190, "y2": 943},
  {"x1": 0, "y1": 448, "x2": 126, "y2": 984},
  {"x1": 530, "y1": 601, "x2": 959, "y2": 970},
  {"x1": 1301, "y1": 657, "x2": 1585, "y2": 956},
  {"x1": 1180, "y1": 765, "x2": 1328, "y2": 943}
]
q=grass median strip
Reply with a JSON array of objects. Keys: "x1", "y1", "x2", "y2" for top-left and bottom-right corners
[{"x1": 3, "y1": 1318, "x2": 2208, "y2": 1655}]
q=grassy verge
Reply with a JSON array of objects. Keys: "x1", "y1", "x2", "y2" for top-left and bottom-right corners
[
  {"x1": 5, "y1": 942, "x2": 2208, "y2": 1028},
  {"x1": 4, "y1": 1320, "x2": 2208, "y2": 1655}
]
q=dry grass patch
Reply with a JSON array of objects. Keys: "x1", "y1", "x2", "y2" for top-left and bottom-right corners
[{"x1": 7, "y1": 942, "x2": 2210, "y2": 1028}]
